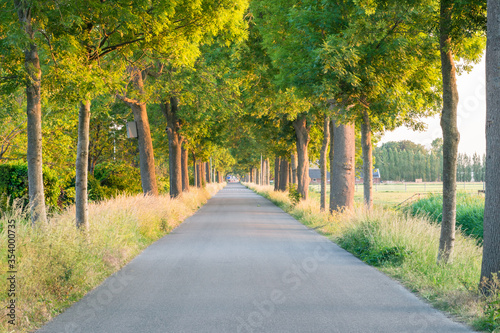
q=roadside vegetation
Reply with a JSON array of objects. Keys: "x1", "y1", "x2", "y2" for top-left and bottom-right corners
[
  {"x1": 245, "y1": 183, "x2": 500, "y2": 332},
  {"x1": 405, "y1": 192, "x2": 485, "y2": 241},
  {"x1": 0, "y1": 183, "x2": 224, "y2": 333}
]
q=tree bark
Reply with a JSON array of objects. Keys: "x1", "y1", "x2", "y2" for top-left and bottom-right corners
[
  {"x1": 181, "y1": 144, "x2": 189, "y2": 191},
  {"x1": 293, "y1": 115, "x2": 311, "y2": 200},
  {"x1": 76, "y1": 100, "x2": 91, "y2": 230},
  {"x1": 206, "y1": 162, "x2": 211, "y2": 183},
  {"x1": 438, "y1": 0, "x2": 460, "y2": 264},
  {"x1": 131, "y1": 102, "x2": 158, "y2": 195},
  {"x1": 481, "y1": 0, "x2": 500, "y2": 287},
  {"x1": 279, "y1": 158, "x2": 290, "y2": 192},
  {"x1": 291, "y1": 152, "x2": 298, "y2": 184},
  {"x1": 274, "y1": 156, "x2": 281, "y2": 191},
  {"x1": 263, "y1": 158, "x2": 268, "y2": 185},
  {"x1": 320, "y1": 115, "x2": 330, "y2": 211},
  {"x1": 260, "y1": 155, "x2": 264, "y2": 185},
  {"x1": 361, "y1": 109, "x2": 373, "y2": 210},
  {"x1": 329, "y1": 119, "x2": 335, "y2": 211},
  {"x1": 162, "y1": 97, "x2": 183, "y2": 198},
  {"x1": 330, "y1": 121, "x2": 355, "y2": 212},
  {"x1": 267, "y1": 158, "x2": 270, "y2": 185},
  {"x1": 15, "y1": 1, "x2": 47, "y2": 225},
  {"x1": 193, "y1": 153, "x2": 198, "y2": 188},
  {"x1": 129, "y1": 70, "x2": 158, "y2": 195},
  {"x1": 200, "y1": 162, "x2": 206, "y2": 187},
  {"x1": 117, "y1": 69, "x2": 158, "y2": 195}
]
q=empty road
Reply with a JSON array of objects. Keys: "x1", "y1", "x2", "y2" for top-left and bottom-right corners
[{"x1": 38, "y1": 183, "x2": 473, "y2": 333}]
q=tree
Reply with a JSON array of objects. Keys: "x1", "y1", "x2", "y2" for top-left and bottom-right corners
[
  {"x1": 251, "y1": 0, "x2": 326, "y2": 201},
  {"x1": 330, "y1": 120, "x2": 355, "y2": 212},
  {"x1": 293, "y1": 114, "x2": 311, "y2": 200},
  {"x1": 162, "y1": 96, "x2": 183, "y2": 198},
  {"x1": 361, "y1": 109, "x2": 373, "y2": 209},
  {"x1": 480, "y1": 0, "x2": 500, "y2": 288},
  {"x1": 437, "y1": 0, "x2": 486, "y2": 263},
  {"x1": 117, "y1": 68, "x2": 158, "y2": 196},
  {"x1": 472, "y1": 152, "x2": 482, "y2": 182},
  {"x1": 317, "y1": 0, "x2": 442, "y2": 210},
  {"x1": 320, "y1": 115, "x2": 330, "y2": 210},
  {"x1": 9, "y1": 0, "x2": 48, "y2": 224}
]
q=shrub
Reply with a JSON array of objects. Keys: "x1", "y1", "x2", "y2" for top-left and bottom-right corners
[
  {"x1": 337, "y1": 220, "x2": 411, "y2": 267},
  {"x1": 94, "y1": 161, "x2": 142, "y2": 195},
  {"x1": 405, "y1": 192, "x2": 484, "y2": 240},
  {"x1": 287, "y1": 183, "x2": 301, "y2": 204},
  {"x1": 0, "y1": 162, "x2": 60, "y2": 211}
]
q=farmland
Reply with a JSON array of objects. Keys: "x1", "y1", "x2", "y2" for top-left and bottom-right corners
[{"x1": 309, "y1": 182, "x2": 485, "y2": 207}]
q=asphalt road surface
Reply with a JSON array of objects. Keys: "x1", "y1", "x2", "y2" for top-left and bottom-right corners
[{"x1": 38, "y1": 183, "x2": 474, "y2": 333}]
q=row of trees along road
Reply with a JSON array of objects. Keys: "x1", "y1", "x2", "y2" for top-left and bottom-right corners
[
  {"x1": 248, "y1": 0, "x2": 486, "y2": 265},
  {"x1": 2, "y1": 0, "x2": 500, "y2": 290},
  {"x1": 0, "y1": 0, "x2": 248, "y2": 229}
]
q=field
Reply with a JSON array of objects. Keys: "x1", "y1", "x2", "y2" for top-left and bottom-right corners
[{"x1": 309, "y1": 182, "x2": 485, "y2": 208}]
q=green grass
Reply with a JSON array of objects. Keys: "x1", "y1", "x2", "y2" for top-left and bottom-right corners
[
  {"x1": 245, "y1": 183, "x2": 498, "y2": 332},
  {"x1": 405, "y1": 192, "x2": 485, "y2": 240},
  {"x1": 0, "y1": 184, "x2": 224, "y2": 333}
]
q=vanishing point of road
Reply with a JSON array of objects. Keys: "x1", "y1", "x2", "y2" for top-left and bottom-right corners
[{"x1": 38, "y1": 183, "x2": 473, "y2": 333}]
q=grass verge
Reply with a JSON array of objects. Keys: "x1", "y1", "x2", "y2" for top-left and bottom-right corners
[
  {"x1": 245, "y1": 183, "x2": 499, "y2": 332},
  {"x1": 0, "y1": 183, "x2": 224, "y2": 333}
]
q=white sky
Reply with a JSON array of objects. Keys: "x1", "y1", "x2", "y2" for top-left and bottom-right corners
[{"x1": 379, "y1": 56, "x2": 486, "y2": 156}]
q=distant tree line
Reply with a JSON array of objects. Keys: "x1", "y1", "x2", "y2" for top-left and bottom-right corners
[{"x1": 374, "y1": 140, "x2": 485, "y2": 182}]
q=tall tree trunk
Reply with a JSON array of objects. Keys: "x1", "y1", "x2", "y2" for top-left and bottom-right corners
[
  {"x1": 117, "y1": 68, "x2": 158, "y2": 195},
  {"x1": 181, "y1": 144, "x2": 189, "y2": 191},
  {"x1": 201, "y1": 162, "x2": 206, "y2": 188},
  {"x1": 361, "y1": 109, "x2": 373, "y2": 210},
  {"x1": 481, "y1": 0, "x2": 500, "y2": 287},
  {"x1": 193, "y1": 154, "x2": 198, "y2": 188},
  {"x1": 206, "y1": 162, "x2": 212, "y2": 184},
  {"x1": 329, "y1": 119, "x2": 335, "y2": 211},
  {"x1": 15, "y1": 1, "x2": 47, "y2": 225},
  {"x1": 266, "y1": 158, "x2": 270, "y2": 185},
  {"x1": 438, "y1": 0, "x2": 460, "y2": 263},
  {"x1": 131, "y1": 102, "x2": 158, "y2": 195},
  {"x1": 259, "y1": 154, "x2": 265, "y2": 185},
  {"x1": 263, "y1": 159, "x2": 267, "y2": 185},
  {"x1": 162, "y1": 97, "x2": 183, "y2": 198},
  {"x1": 330, "y1": 122, "x2": 355, "y2": 212},
  {"x1": 128, "y1": 69, "x2": 158, "y2": 196},
  {"x1": 320, "y1": 115, "x2": 330, "y2": 211},
  {"x1": 274, "y1": 156, "x2": 281, "y2": 191},
  {"x1": 279, "y1": 158, "x2": 290, "y2": 192},
  {"x1": 291, "y1": 152, "x2": 298, "y2": 184},
  {"x1": 293, "y1": 115, "x2": 311, "y2": 200},
  {"x1": 76, "y1": 100, "x2": 91, "y2": 229}
]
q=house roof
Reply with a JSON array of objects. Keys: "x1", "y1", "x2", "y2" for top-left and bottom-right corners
[{"x1": 309, "y1": 168, "x2": 330, "y2": 180}]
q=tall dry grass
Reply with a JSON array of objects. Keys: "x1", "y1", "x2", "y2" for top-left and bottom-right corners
[
  {"x1": 0, "y1": 183, "x2": 224, "y2": 333},
  {"x1": 245, "y1": 183, "x2": 497, "y2": 331}
]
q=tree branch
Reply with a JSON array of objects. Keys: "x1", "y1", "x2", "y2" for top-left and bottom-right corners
[{"x1": 89, "y1": 36, "x2": 145, "y2": 61}]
